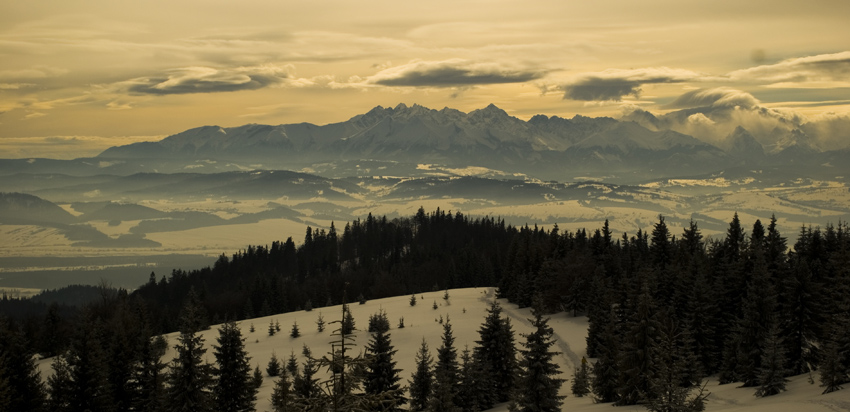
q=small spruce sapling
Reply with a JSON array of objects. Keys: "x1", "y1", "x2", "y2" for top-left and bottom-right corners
[
  {"x1": 253, "y1": 366, "x2": 263, "y2": 389},
  {"x1": 268, "y1": 320, "x2": 276, "y2": 336},
  {"x1": 571, "y1": 357, "x2": 591, "y2": 397},
  {"x1": 267, "y1": 352, "x2": 282, "y2": 377},
  {"x1": 290, "y1": 321, "x2": 300, "y2": 338},
  {"x1": 433, "y1": 301, "x2": 438, "y2": 310},
  {"x1": 316, "y1": 313, "x2": 325, "y2": 332},
  {"x1": 410, "y1": 294, "x2": 417, "y2": 306},
  {"x1": 286, "y1": 352, "x2": 299, "y2": 377}
]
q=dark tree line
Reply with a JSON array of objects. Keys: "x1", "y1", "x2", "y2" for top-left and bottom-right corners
[
  {"x1": 128, "y1": 208, "x2": 510, "y2": 336},
  {"x1": 496, "y1": 213, "x2": 850, "y2": 403}
]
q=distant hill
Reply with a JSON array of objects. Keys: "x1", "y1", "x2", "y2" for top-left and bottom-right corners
[{"x1": 0, "y1": 192, "x2": 76, "y2": 225}]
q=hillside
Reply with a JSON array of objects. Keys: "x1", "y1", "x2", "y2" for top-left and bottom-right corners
[{"x1": 34, "y1": 287, "x2": 849, "y2": 412}]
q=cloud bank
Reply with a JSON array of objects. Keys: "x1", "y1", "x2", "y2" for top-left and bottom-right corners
[
  {"x1": 560, "y1": 67, "x2": 702, "y2": 101},
  {"x1": 665, "y1": 87, "x2": 761, "y2": 110},
  {"x1": 624, "y1": 87, "x2": 833, "y2": 151}
]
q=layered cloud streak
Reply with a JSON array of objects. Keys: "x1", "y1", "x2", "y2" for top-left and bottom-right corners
[
  {"x1": 123, "y1": 65, "x2": 294, "y2": 95},
  {"x1": 367, "y1": 59, "x2": 546, "y2": 87}
]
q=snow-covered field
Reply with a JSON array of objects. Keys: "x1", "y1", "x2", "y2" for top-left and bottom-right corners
[{"x1": 35, "y1": 287, "x2": 850, "y2": 411}]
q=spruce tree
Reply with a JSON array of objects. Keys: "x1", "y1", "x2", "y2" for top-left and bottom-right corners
[
  {"x1": 316, "y1": 313, "x2": 325, "y2": 332},
  {"x1": 0, "y1": 370, "x2": 10, "y2": 412},
  {"x1": 819, "y1": 332, "x2": 848, "y2": 394},
  {"x1": 164, "y1": 296, "x2": 214, "y2": 412},
  {"x1": 0, "y1": 318, "x2": 46, "y2": 412},
  {"x1": 733, "y1": 254, "x2": 777, "y2": 387},
  {"x1": 368, "y1": 310, "x2": 391, "y2": 333},
  {"x1": 473, "y1": 300, "x2": 517, "y2": 404},
  {"x1": 781, "y1": 259, "x2": 821, "y2": 375},
  {"x1": 65, "y1": 311, "x2": 113, "y2": 412},
  {"x1": 511, "y1": 309, "x2": 565, "y2": 412},
  {"x1": 365, "y1": 330, "x2": 406, "y2": 410},
  {"x1": 585, "y1": 272, "x2": 610, "y2": 358},
  {"x1": 646, "y1": 319, "x2": 709, "y2": 412},
  {"x1": 133, "y1": 334, "x2": 167, "y2": 412},
  {"x1": 271, "y1": 373, "x2": 295, "y2": 412},
  {"x1": 571, "y1": 357, "x2": 591, "y2": 397},
  {"x1": 285, "y1": 352, "x2": 299, "y2": 378},
  {"x1": 592, "y1": 305, "x2": 621, "y2": 403},
  {"x1": 104, "y1": 299, "x2": 141, "y2": 412},
  {"x1": 685, "y1": 267, "x2": 719, "y2": 376},
  {"x1": 291, "y1": 321, "x2": 300, "y2": 338},
  {"x1": 429, "y1": 317, "x2": 461, "y2": 412},
  {"x1": 293, "y1": 352, "x2": 318, "y2": 400},
  {"x1": 755, "y1": 321, "x2": 789, "y2": 397},
  {"x1": 342, "y1": 306, "x2": 356, "y2": 335},
  {"x1": 47, "y1": 352, "x2": 73, "y2": 412},
  {"x1": 302, "y1": 296, "x2": 386, "y2": 411},
  {"x1": 616, "y1": 282, "x2": 660, "y2": 406},
  {"x1": 458, "y1": 346, "x2": 493, "y2": 412},
  {"x1": 252, "y1": 366, "x2": 263, "y2": 390},
  {"x1": 212, "y1": 320, "x2": 257, "y2": 412},
  {"x1": 409, "y1": 339, "x2": 433, "y2": 412},
  {"x1": 267, "y1": 352, "x2": 282, "y2": 377}
]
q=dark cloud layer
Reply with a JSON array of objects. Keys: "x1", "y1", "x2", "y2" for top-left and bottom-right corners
[
  {"x1": 368, "y1": 60, "x2": 545, "y2": 87},
  {"x1": 560, "y1": 68, "x2": 700, "y2": 101},
  {"x1": 562, "y1": 78, "x2": 645, "y2": 101}
]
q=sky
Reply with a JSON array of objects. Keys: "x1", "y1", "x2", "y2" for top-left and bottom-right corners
[{"x1": 2, "y1": 0, "x2": 850, "y2": 158}]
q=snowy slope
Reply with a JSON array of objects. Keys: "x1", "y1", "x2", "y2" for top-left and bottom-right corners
[{"x1": 35, "y1": 287, "x2": 850, "y2": 411}]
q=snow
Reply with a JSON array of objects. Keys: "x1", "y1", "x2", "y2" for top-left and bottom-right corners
[{"x1": 33, "y1": 286, "x2": 850, "y2": 411}]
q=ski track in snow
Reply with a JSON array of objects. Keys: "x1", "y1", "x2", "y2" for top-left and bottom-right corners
[
  {"x1": 480, "y1": 287, "x2": 582, "y2": 371},
  {"x1": 807, "y1": 398, "x2": 850, "y2": 412}
]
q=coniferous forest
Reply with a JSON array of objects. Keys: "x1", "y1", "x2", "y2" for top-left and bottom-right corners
[{"x1": 2, "y1": 207, "x2": 850, "y2": 411}]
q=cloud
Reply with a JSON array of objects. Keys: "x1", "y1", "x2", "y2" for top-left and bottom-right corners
[
  {"x1": 367, "y1": 59, "x2": 546, "y2": 87},
  {"x1": 0, "y1": 65, "x2": 68, "y2": 80},
  {"x1": 560, "y1": 67, "x2": 702, "y2": 101},
  {"x1": 728, "y1": 51, "x2": 850, "y2": 85},
  {"x1": 0, "y1": 83, "x2": 36, "y2": 90},
  {"x1": 22, "y1": 111, "x2": 46, "y2": 120},
  {"x1": 123, "y1": 65, "x2": 294, "y2": 95},
  {"x1": 687, "y1": 113, "x2": 715, "y2": 126},
  {"x1": 802, "y1": 112, "x2": 850, "y2": 150},
  {"x1": 0, "y1": 135, "x2": 161, "y2": 159},
  {"x1": 621, "y1": 87, "x2": 834, "y2": 151},
  {"x1": 665, "y1": 87, "x2": 761, "y2": 110}
]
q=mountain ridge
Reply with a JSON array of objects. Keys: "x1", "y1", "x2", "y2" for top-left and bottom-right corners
[{"x1": 29, "y1": 103, "x2": 848, "y2": 181}]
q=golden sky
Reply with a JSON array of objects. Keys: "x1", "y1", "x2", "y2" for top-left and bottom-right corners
[{"x1": 2, "y1": 0, "x2": 850, "y2": 158}]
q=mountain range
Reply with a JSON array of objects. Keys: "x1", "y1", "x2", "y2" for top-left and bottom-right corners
[
  {"x1": 84, "y1": 103, "x2": 848, "y2": 181},
  {"x1": 1, "y1": 103, "x2": 846, "y2": 182}
]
